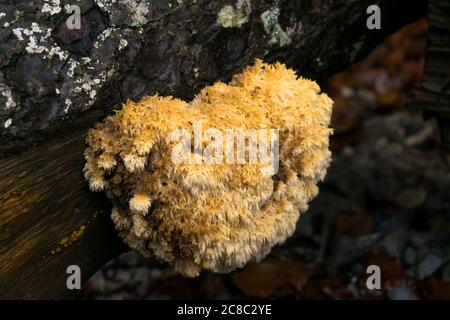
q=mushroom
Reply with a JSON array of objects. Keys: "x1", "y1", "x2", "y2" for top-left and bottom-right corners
[{"x1": 84, "y1": 60, "x2": 333, "y2": 277}]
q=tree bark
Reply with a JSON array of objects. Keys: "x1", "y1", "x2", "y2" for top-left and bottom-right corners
[
  {"x1": 0, "y1": 0, "x2": 426, "y2": 299},
  {"x1": 413, "y1": 0, "x2": 450, "y2": 149}
]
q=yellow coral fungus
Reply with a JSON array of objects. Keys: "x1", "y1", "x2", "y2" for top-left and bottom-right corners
[{"x1": 84, "y1": 60, "x2": 333, "y2": 277}]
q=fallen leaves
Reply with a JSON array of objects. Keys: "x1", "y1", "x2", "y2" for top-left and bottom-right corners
[{"x1": 326, "y1": 18, "x2": 427, "y2": 148}]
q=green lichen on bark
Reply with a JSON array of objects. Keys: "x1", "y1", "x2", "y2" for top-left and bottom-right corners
[{"x1": 260, "y1": 7, "x2": 292, "y2": 47}]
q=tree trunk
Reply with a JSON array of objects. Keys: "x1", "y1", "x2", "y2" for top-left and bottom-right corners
[
  {"x1": 0, "y1": 0, "x2": 427, "y2": 299},
  {"x1": 413, "y1": 0, "x2": 450, "y2": 150}
]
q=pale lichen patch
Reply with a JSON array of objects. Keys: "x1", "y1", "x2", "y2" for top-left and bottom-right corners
[
  {"x1": 96, "y1": 0, "x2": 150, "y2": 27},
  {"x1": 0, "y1": 84, "x2": 17, "y2": 109},
  {"x1": 260, "y1": 7, "x2": 292, "y2": 47},
  {"x1": 48, "y1": 46, "x2": 69, "y2": 61},
  {"x1": 12, "y1": 28, "x2": 24, "y2": 41},
  {"x1": 64, "y1": 98, "x2": 72, "y2": 113},
  {"x1": 3, "y1": 9, "x2": 20, "y2": 28},
  {"x1": 217, "y1": 0, "x2": 251, "y2": 28},
  {"x1": 13, "y1": 23, "x2": 69, "y2": 60},
  {"x1": 119, "y1": 39, "x2": 128, "y2": 50},
  {"x1": 41, "y1": 0, "x2": 62, "y2": 15},
  {"x1": 66, "y1": 59, "x2": 79, "y2": 78},
  {"x1": 4, "y1": 118, "x2": 12, "y2": 129},
  {"x1": 1, "y1": 11, "x2": 10, "y2": 27}
]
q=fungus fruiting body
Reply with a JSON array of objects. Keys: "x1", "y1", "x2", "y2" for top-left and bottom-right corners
[{"x1": 84, "y1": 60, "x2": 333, "y2": 277}]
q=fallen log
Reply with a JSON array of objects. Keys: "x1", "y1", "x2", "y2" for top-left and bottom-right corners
[{"x1": 0, "y1": 0, "x2": 427, "y2": 299}]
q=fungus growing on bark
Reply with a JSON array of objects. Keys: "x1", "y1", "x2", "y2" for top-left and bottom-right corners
[{"x1": 84, "y1": 60, "x2": 333, "y2": 277}]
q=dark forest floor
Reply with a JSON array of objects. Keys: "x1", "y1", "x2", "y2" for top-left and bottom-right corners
[{"x1": 83, "y1": 19, "x2": 450, "y2": 300}]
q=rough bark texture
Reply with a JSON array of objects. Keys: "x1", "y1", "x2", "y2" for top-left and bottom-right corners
[
  {"x1": 413, "y1": 0, "x2": 450, "y2": 149},
  {"x1": 0, "y1": 0, "x2": 426, "y2": 299},
  {"x1": 0, "y1": 0, "x2": 425, "y2": 156}
]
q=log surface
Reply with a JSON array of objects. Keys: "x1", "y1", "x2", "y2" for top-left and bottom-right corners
[{"x1": 0, "y1": 130, "x2": 126, "y2": 299}]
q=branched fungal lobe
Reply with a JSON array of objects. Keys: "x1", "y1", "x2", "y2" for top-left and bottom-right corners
[{"x1": 84, "y1": 60, "x2": 333, "y2": 277}]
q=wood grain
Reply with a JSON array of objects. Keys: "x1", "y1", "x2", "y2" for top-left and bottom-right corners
[{"x1": 0, "y1": 130, "x2": 126, "y2": 299}]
